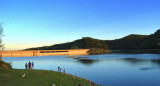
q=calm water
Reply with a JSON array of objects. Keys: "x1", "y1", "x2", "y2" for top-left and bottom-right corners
[{"x1": 2, "y1": 54, "x2": 160, "y2": 86}]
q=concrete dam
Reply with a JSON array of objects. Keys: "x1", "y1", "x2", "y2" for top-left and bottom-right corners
[{"x1": 0, "y1": 49, "x2": 90, "y2": 57}]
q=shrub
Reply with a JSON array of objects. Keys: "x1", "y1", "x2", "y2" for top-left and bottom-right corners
[{"x1": 0, "y1": 61, "x2": 12, "y2": 69}]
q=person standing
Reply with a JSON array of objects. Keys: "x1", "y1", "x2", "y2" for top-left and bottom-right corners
[
  {"x1": 60, "y1": 68, "x2": 61, "y2": 72},
  {"x1": 32, "y1": 62, "x2": 34, "y2": 69},
  {"x1": 28, "y1": 61, "x2": 31, "y2": 70},
  {"x1": 25, "y1": 63, "x2": 28, "y2": 69},
  {"x1": 58, "y1": 66, "x2": 60, "y2": 72}
]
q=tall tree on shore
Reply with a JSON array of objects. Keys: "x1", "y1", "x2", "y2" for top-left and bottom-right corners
[{"x1": 0, "y1": 23, "x2": 4, "y2": 50}]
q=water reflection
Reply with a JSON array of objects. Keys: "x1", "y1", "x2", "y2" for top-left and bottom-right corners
[
  {"x1": 152, "y1": 59, "x2": 160, "y2": 64},
  {"x1": 151, "y1": 59, "x2": 160, "y2": 67},
  {"x1": 112, "y1": 49, "x2": 160, "y2": 54},
  {"x1": 139, "y1": 67, "x2": 157, "y2": 70},
  {"x1": 119, "y1": 58, "x2": 149, "y2": 65},
  {"x1": 72, "y1": 55, "x2": 160, "y2": 69},
  {"x1": 77, "y1": 59, "x2": 99, "y2": 65}
]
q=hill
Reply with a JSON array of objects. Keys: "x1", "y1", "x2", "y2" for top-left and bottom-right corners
[
  {"x1": 26, "y1": 29, "x2": 160, "y2": 50},
  {"x1": 139, "y1": 29, "x2": 160, "y2": 49},
  {"x1": 105, "y1": 34, "x2": 148, "y2": 49},
  {"x1": 27, "y1": 37, "x2": 109, "y2": 50}
]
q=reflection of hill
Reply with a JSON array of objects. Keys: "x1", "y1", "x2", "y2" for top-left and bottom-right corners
[
  {"x1": 139, "y1": 67, "x2": 156, "y2": 70},
  {"x1": 120, "y1": 58, "x2": 160, "y2": 68},
  {"x1": 112, "y1": 49, "x2": 160, "y2": 54},
  {"x1": 77, "y1": 59, "x2": 99, "y2": 65},
  {"x1": 120, "y1": 58, "x2": 148, "y2": 64},
  {"x1": 152, "y1": 59, "x2": 160, "y2": 67},
  {"x1": 152, "y1": 59, "x2": 160, "y2": 64}
]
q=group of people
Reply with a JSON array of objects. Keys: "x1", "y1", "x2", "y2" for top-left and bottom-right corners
[
  {"x1": 25, "y1": 62, "x2": 65, "y2": 72},
  {"x1": 58, "y1": 66, "x2": 65, "y2": 73},
  {"x1": 25, "y1": 61, "x2": 34, "y2": 70}
]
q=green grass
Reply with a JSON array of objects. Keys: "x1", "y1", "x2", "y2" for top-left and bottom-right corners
[{"x1": 0, "y1": 65, "x2": 99, "y2": 86}]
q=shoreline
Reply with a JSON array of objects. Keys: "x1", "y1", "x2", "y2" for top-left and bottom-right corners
[{"x1": 0, "y1": 60, "x2": 100, "y2": 86}]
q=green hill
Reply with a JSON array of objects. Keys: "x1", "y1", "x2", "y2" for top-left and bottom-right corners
[
  {"x1": 27, "y1": 37, "x2": 109, "y2": 50},
  {"x1": 139, "y1": 29, "x2": 160, "y2": 49},
  {"x1": 26, "y1": 29, "x2": 160, "y2": 50},
  {"x1": 105, "y1": 34, "x2": 148, "y2": 49}
]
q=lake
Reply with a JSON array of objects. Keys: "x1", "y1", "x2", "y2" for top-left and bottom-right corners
[{"x1": 2, "y1": 54, "x2": 160, "y2": 86}]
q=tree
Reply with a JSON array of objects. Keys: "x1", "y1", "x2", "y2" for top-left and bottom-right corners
[
  {"x1": 0, "y1": 23, "x2": 4, "y2": 50},
  {"x1": 71, "y1": 46, "x2": 79, "y2": 49}
]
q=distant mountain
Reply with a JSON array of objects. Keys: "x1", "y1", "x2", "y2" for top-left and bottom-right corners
[{"x1": 26, "y1": 29, "x2": 160, "y2": 50}]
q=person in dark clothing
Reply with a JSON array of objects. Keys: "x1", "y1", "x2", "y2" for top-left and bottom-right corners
[
  {"x1": 58, "y1": 66, "x2": 60, "y2": 72},
  {"x1": 32, "y1": 62, "x2": 34, "y2": 69},
  {"x1": 25, "y1": 63, "x2": 28, "y2": 69},
  {"x1": 28, "y1": 61, "x2": 31, "y2": 70}
]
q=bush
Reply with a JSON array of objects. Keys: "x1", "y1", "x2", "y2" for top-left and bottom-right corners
[{"x1": 0, "y1": 61, "x2": 12, "y2": 69}]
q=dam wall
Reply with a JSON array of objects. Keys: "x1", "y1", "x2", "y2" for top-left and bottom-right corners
[{"x1": 0, "y1": 49, "x2": 90, "y2": 57}]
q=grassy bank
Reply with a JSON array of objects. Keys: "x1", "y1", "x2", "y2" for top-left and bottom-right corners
[
  {"x1": 0, "y1": 61, "x2": 99, "y2": 86},
  {"x1": 0, "y1": 61, "x2": 12, "y2": 69}
]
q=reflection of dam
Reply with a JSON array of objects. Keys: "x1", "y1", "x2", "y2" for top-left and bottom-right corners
[{"x1": 0, "y1": 49, "x2": 90, "y2": 57}]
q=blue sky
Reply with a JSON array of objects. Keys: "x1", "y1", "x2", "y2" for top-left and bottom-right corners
[{"x1": 0, "y1": 0, "x2": 160, "y2": 50}]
